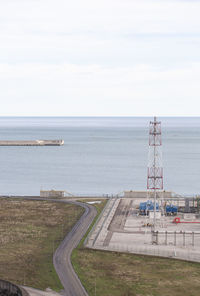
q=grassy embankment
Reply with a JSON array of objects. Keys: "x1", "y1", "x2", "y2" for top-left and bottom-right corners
[
  {"x1": 72, "y1": 200, "x2": 200, "y2": 296},
  {"x1": 0, "y1": 198, "x2": 84, "y2": 291}
]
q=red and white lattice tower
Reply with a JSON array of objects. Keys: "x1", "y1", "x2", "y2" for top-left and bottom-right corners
[{"x1": 147, "y1": 116, "x2": 163, "y2": 229}]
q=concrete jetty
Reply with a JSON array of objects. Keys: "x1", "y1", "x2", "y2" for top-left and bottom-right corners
[{"x1": 0, "y1": 140, "x2": 64, "y2": 146}]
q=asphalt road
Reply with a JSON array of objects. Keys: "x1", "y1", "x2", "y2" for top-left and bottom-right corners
[{"x1": 53, "y1": 200, "x2": 97, "y2": 296}]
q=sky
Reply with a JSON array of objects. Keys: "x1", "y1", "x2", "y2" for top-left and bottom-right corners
[{"x1": 1, "y1": 0, "x2": 200, "y2": 116}]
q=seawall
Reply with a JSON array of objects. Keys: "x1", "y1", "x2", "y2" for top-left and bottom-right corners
[{"x1": 0, "y1": 140, "x2": 64, "y2": 146}]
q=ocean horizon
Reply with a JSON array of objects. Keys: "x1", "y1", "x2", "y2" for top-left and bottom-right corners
[{"x1": 0, "y1": 116, "x2": 199, "y2": 196}]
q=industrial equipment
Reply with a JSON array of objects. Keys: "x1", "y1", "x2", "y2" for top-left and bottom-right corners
[
  {"x1": 173, "y1": 217, "x2": 200, "y2": 224},
  {"x1": 139, "y1": 200, "x2": 159, "y2": 215},
  {"x1": 165, "y1": 204, "x2": 178, "y2": 216}
]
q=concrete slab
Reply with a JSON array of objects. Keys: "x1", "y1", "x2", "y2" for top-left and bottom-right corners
[{"x1": 86, "y1": 198, "x2": 200, "y2": 263}]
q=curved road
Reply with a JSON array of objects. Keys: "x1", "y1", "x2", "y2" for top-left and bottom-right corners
[{"x1": 53, "y1": 200, "x2": 97, "y2": 296}]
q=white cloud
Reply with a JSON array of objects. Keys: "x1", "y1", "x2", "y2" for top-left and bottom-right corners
[
  {"x1": 0, "y1": 62, "x2": 200, "y2": 116},
  {"x1": 0, "y1": 0, "x2": 200, "y2": 115}
]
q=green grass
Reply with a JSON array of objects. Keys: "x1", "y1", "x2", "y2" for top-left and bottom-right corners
[
  {"x1": 71, "y1": 199, "x2": 107, "y2": 272},
  {"x1": 71, "y1": 200, "x2": 200, "y2": 296},
  {"x1": 0, "y1": 198, "x2": 84, "y2": 291}
]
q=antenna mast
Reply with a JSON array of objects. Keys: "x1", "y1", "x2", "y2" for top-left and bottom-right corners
[{"x1": 147, "y1": 116, "x2": 163, "y2": 231}]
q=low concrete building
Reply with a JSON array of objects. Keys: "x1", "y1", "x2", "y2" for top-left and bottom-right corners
[
  {"x1": 124, "y1": 190, "x2": 172, "y2": 199},
  {"x1": 40, "y1": 190, "x2": 65, "y2": 198}
]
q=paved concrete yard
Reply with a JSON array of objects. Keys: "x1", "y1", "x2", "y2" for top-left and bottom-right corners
[{"x1": 86, "y1": 197, "x2": 200, "y2": 262}]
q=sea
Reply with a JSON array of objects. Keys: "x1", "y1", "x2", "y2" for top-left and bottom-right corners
[{"x1": 0, "y1": 117, "x2": 199, "y2": 196}]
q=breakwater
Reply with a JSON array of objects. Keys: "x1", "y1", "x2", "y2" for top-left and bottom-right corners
[{"x1": 0, "y1": 140, "x2": 64, "y2": 146}]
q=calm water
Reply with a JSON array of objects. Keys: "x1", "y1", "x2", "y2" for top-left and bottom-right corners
[{"x1": 0, "y1": 117, "x2": 199, "y2": 196}]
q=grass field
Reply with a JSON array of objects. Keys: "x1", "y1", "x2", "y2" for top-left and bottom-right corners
[
  {"x1": 0, "y1": 198, "x2": 84, "y2": 291},
  {"x1": 72, "y1": 202, "x2": 200, "y2": 296}
]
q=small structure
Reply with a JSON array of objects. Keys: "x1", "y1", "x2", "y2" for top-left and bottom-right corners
[
  {"x1": 40, "y1": 190, "x2": 65, "y2": 198},
  {"x1": 149, "y1": 211, "x2": 161, "y2": 219}
]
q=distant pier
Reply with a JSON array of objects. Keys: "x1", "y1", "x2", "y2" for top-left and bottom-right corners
[{"x1": 0, "y1": 140, "x2": 64, "y2": 146}]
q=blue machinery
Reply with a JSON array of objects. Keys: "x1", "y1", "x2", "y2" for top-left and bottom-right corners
[
  {"x1": 139, "y1": 201, "x2": 178, "y2": 216},
  {"x1": 139, "y1": 200, "x2": 159, "y2": 215},
  {"x1": 165, "y1": 204, "x2": 178, "y2": 215}
]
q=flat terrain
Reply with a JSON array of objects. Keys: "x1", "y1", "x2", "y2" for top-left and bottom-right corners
[
  {"x1": 74, "y1": 249, "x2": 200, "y2": 296},
  {"x1": 0, "y1": 198, "x2": 84, "y2": 291}
]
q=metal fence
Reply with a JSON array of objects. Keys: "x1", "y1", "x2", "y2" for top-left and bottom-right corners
[
  {"x1": 151, "y1": 230, "x2": 200, "y2": 247},
  {"x1": 91, "y1": 242, "x2": 200, "y2": 263}
]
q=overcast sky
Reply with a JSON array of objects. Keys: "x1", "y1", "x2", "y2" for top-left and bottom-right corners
[{"x1": 1, "y1": 0, "x2": 200, "y2": 116}]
